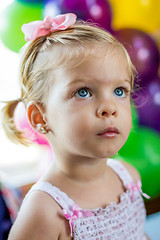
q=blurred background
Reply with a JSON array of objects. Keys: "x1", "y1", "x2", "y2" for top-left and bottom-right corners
[{"x1": 0, "y1": 0, "x2": 159, "y2": 239}]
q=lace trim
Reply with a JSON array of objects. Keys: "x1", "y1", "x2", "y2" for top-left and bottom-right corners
[
  {"x1": 81, "y1": 189, "x2": 133, "y2": 214},
  {"x1": 72, "y1": 192, "x2": 146, "y2": 239}
]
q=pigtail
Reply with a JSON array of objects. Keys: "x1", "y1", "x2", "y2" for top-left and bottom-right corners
[
  {"x1": 1, "y1": 99, "x2": 28, "y2": 145},
  {"x1": 1, "y1": 38, "x2": 48, "y2": 146}
]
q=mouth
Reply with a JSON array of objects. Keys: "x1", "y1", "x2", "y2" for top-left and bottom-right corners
[{"x1": 97, "y1": 127, "x2": 120, "y2": 138}]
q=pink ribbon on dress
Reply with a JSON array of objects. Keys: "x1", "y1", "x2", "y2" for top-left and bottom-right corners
[
  {"x1": 63, "y1": 204, "x2": 94, "y2": 237},
  {"x1": 21, "y1": 13, "x2": 77, "y2": 41},
  {"x1": 126, "y1": 178, "x2": 150, "y2": 202}
]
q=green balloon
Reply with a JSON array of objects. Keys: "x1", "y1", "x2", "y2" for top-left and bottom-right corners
[
  {"x1": 0, "y1": 0, "x2": 43, "y2": 52},
  {"x1": 116, "y1": 127, "x2": 160, "y2": 198},
  {"x1": 131, "y1": 103, "x2": 139, "y2": 130}
]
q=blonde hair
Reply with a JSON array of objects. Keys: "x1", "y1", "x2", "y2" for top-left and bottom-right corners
[{"x1": 1, "y1": 21, "x2": 136, "y2": 145}]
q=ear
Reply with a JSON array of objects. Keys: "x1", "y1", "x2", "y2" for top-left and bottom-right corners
[{"x1": 27, "y1": 102, "x2": 49, "y2": 133}]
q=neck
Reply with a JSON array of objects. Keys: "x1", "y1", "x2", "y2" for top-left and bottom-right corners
[{"x1": 49, "y1": 152, "x2": 108, "y2": 183}]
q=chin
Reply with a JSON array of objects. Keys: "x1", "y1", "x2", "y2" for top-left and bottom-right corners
[
  {"x1": 94, "y1": 150, "x2": 118, "y2": 159},
  {"x1": 101, "y1": 148, "x2": 122, "y2": 159}
]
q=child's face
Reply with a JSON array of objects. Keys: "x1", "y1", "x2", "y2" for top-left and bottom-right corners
[{"x1": 45, "y1": 47, "x2": 132, "y2": 159}]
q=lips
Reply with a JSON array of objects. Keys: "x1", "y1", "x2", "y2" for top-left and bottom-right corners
[{"x1": 97, "y1": 127, "x2": 120, "y2": 137}]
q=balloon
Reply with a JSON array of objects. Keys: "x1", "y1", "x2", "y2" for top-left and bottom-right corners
[
  {"x1": 82, "y1": 0, "x2": 112, "y2": 31},
  {"x1": 117, "y1": 127, "x2": 160, "y2": 197},
  {"x1": 133, "y1": 77, "x2": 160, "y2": 132},
  {"x1": 151, "y1": 28, "x2": 160, "y2": 52},
  {"x1": 131, "y1": 103, "x2": 139, "y2": 129},
  {"x1": 44, "y1": 0, "x2": 112, "y2": 31},
  {"x1": 14, "y1": 102, "x2": 50, "y2": 146},
  {"x1": 59, "y1": 0, "x2": 86, "y2": 11},
  {"x1": 0, "y1": 0, "x2": 43, "y2": 53},
  {"x1": 43, "y1": 0, "x2": 61, "y2": 17},
  {"x1": 114, "y1": 28, "x2": 160, "y2": 82},
  {"x1": 110, "y1": 0, "x2": 160, "y2": 33}
]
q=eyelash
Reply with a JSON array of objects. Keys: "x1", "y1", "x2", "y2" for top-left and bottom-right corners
[
  {"x1": 73, "y1": 86, "x2": 92, "y2": 98},
  {"x1": 115, "y1": 87, "x2": 131, "y2": 97},
  {"x1": 73, "y1": 86, "x2": 131, "y2": 98}
]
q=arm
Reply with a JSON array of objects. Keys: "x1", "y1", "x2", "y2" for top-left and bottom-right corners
[{"x1": 8, "y1": 191, "x2": 62, "y2": 240}]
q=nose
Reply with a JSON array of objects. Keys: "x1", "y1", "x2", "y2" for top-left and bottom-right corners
[{"x1": 96, "y1": 100, "x2": 118, "y2": 118}]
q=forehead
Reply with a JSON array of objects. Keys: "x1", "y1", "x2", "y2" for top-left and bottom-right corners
[
  {"x1": 72, "y1": 49, "x2": 129, "y2": 74},
  {"x1": 52, "y1": 47, "x2": 130, "y2": 89},
  {"x1": 47, "y1": 42, "x2": 130, "y2": 80},
  {"x1": 43, "y1": 41, "x2": 120, "y2": 68}
]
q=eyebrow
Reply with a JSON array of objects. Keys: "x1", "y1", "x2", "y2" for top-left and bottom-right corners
[
  {"x1": 66, "y1": 78, "x2": 131, "y2": 88},
  {"x1": 65, "y1": 79, "x2": 89, "y2": 88},
  {"x1": 123, "y1": 79, "x2": 132, "y2": 85},
  {"x1": 124, "y1": 79, "x2": 132, "y2": 88}
]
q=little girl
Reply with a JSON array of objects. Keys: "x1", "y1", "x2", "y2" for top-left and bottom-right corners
[{"x1": 2, "y1": 13, "x2": 150, "y2": 240}]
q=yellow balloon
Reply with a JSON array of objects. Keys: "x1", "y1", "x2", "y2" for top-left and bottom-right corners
[{"x1": 110, "y1": 0, "x2": 160, "y2": 33}]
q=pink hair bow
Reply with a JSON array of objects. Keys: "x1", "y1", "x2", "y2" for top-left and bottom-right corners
[
  {"x1": 21, "y1": 13, "x2": 77, "y2": 41},
  {"x1": 126, "y1": 178, "x2": 150, "y2": 202},
  {"x1": 63, "y1": 204, "x2": 94, "y2": 237}
]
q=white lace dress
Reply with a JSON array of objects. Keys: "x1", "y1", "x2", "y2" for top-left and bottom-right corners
[{"x1": 23, "y1": 159, "x2": 148, "y2": 240}]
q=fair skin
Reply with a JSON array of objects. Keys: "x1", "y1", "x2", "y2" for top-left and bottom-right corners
[{"x1": 8, "y1": 46, "x2": 149, "y2": 240}]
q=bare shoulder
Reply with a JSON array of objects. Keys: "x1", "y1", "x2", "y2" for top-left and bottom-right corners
[
  {"x1": 119, "y1": 160, "x2": 141, "y2": 183},
  {"x1": 8, "y1": 191, "x2": 68, "y2": 240}
]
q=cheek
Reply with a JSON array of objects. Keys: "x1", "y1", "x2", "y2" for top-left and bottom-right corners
[
  {"x1": 48, "y1": 106, "x2": 91, "y2": 138},
  {"x1": 68, "y1": 114, "x2": 92, "y2": 134},
  {"x1": 64, "y1": 110, "x2": 94, "y2": 145},
  {"x1": 119, "y1": 100, "x2": 131, "y2": 124},
  {"x1": 122, "y1": 106, "x2": 132, "y2": 135}
]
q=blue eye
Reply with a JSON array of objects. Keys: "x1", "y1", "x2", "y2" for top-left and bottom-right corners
[
  {"x1": 75, "y1": 88, "x2": 91, "y2": 98},
  {"x1": 114, "y1": 88, "x2": 125, "y2": 97}
]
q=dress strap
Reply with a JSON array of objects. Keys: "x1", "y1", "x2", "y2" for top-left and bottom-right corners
[
  {"x1": 107, "y1": 158, "x2": 133, "y2": 187},
  {"x1": 23, "y1": 181, "x2": 75, "y2": 215}
]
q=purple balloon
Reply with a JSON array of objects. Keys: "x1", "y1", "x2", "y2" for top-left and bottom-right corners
[
  {"x1": 46, "y1": 0, "x2": 112, "y2": 31},
  {"x1": 114, "y1": 29, "x2": 160, "y2": 84},
  {"x1": 85, "y1": 0, "x2": 112, "y2": 31},
  {"x1": 60, "y1": 0, "x2": 86, "y2": 10},
  {"x1": 59, "y1": 0, "x2": 88, "y2": 20},
  {"x1": 133, "y1": 76, "x2": 160, "y2": 132},
  {"x1": 44, "y1": 0, "x2": 112, "y2": 31}
]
